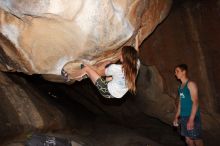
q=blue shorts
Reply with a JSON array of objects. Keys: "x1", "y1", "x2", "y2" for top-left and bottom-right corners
[{"x1": 180, "y1": 116, "x2": 202, "y2": 139}]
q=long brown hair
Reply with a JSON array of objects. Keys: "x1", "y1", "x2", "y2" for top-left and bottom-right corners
[{"x1": 121, "y1": 46, "x2": 139, "y2": 93}]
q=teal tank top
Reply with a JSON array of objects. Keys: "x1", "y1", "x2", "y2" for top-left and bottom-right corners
[{"x1": 178, "y1": 81, "x2": 200, "y2": 117}]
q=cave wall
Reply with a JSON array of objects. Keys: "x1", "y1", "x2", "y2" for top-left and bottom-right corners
[
  {"x1": 0, "y1": 0, "x2": 220, "y2": 144},
  {"x1": 0, "y1": 72, "x2": 93, "y2": 143},
  {"x1": 140, "y1": 0, "x2": 220, "y2": 114}
]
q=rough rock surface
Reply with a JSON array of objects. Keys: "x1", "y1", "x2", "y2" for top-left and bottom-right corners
[
  {"x1": 0, "y1": 0, "x2": 172, "y2": 82},
  {"x1": 0, "y1": 72, "x2": 66, "y2": 143},
  {"x1": 0, "y1": 72, "x2": 174, "y2": 146}
]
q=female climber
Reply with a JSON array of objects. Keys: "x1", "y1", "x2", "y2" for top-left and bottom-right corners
[{"x1": 78, "y1": 46, "x2": 140, "y2": 99}]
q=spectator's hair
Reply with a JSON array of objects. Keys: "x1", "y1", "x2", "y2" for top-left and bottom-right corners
[{"x1": 175, "y1": 64, "x2": 188, "y2": 72}]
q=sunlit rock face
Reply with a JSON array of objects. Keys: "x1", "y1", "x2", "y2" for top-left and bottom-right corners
[{"x1": 0, "y1": 0, "x2": 172, "y2": 81}]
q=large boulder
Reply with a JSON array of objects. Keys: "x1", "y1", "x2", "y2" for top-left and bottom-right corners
[{"x1": 0, "y1": 0, "x2": 172, "y2": 82}]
